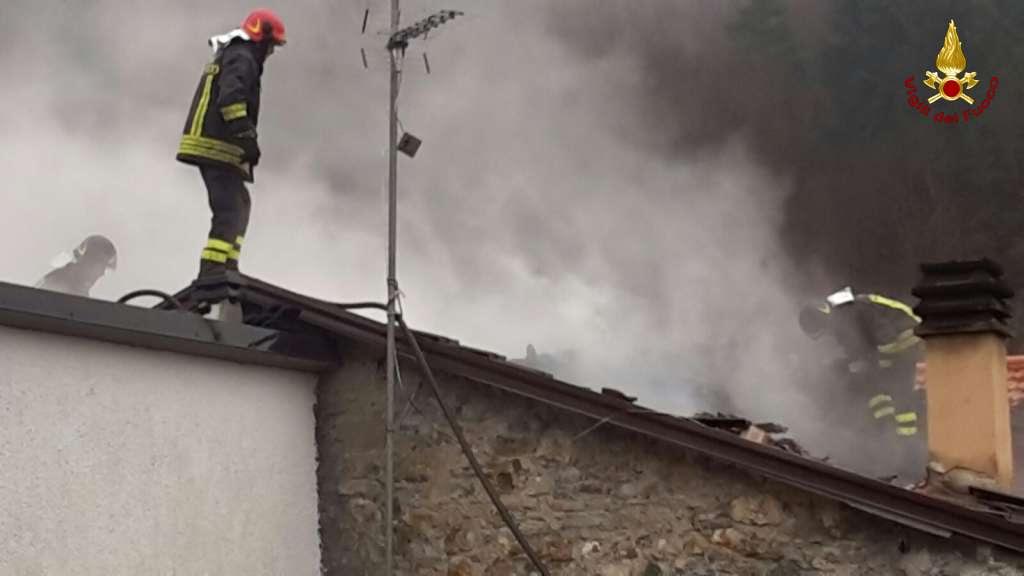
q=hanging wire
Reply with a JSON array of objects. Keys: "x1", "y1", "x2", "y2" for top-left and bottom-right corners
[
  {"x1": 396, "y1": 314, "x2": 551, "y2": 575},
  {"x1": 394, "y1": 291, "x2": 426, "y2": 427},
  {"x1": 394, "y1": 348, "x2": 426, "y2": 427}
]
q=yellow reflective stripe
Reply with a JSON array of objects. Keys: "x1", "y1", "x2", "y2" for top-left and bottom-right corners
[
  {"x1": 867, "y1": 294, "x2": 921, "y2": 322},
  {"x1": 221, "y1": 102, "x2": 248, "y2": 121},
  {"x1": 897, "y1": 427, "x2": 918, "y2": 436},
  {"x1": 869, "y1": 394, "x2": 893, "y2": 408},
  {"x1": 895, "y1": 412, "x2": 918, "y2": 424},
  {"x1": 201, "y1": 249, "x2": 228, "y2": 263},
  {"x1": 873, "y1": 406, "x2": 896, "y2": 419},
  {"x1": 206, "y1": 238, "x2": 234, "y2": 253},
  {"x1": 190, "y1": 71, "x2": 217, "y2": 137},
  {"x1": 179, "y1": 142, "x2": 238, "y2": 160},
  {"x1": 235, "y1": 235, "x2": 245, "y2": 246},
  {"x1": 181, "y1": 135, "x2": 244, "y2": 156},
  {"x1": 878, "y1": 328, "x2": 921, "y2": 355},
  {"x1": 228, "y1": 250, "x2": 241, "y2": 260},
  {"x1": 178, "y1": 143, "x2": 243, "y2": 167}
]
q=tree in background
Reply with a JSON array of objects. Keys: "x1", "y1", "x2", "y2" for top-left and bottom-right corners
[{"x1": 732, "y1": 0, "x2": 1024, "y2": 344}]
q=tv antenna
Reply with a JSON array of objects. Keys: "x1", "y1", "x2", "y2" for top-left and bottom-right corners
[{"x1": 362, "y1": 4, "x2": 463, "y2": 576}]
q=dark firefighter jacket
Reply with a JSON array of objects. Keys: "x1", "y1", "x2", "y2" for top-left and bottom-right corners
[
  {"x1": 830, "y1": 293, "x2": 921, "y2": 370},
  {"x1": 177, "y1": 39, "x2": 264, "y2": 182},
  {"x1": 829, "y1": 294, "x2": 923, "y2": 438}
]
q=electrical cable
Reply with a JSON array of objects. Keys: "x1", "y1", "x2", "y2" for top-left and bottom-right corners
[
  {"x1": 331, "y1": 301, "x2": 390, "y2": 311},
  {"x1": 394, "y1": 348, "x2": 426, "y2": 427},
  {"x1": 393, "y1": 295, "x2": 425, "y2": 426},
  {"x1": 396, "y1": 314, "x2": 551, "y2": 576}
]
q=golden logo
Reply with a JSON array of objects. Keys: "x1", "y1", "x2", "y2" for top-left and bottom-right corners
[
  {"x1": 923, "y1": 20, "x2": 979, "y2": 104},
  {"x1": 246, "y1": 18, "x2": 263, "y2": 35}
]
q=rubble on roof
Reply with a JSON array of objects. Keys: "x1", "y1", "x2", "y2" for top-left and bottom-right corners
[
  {"x1": 693, "y1": 412, "x2": 811, "y2": 457},
  {"x1": 692, "y1": 413, "x2": 1023, "y2": 521},
  {"x1": 600, "y1": 387, "x2": 637, "y2": 403}
]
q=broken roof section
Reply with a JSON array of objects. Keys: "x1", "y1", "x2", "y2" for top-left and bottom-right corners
[{"x1": 157, "y1": 272, "x2": 1024, "y2": 553}]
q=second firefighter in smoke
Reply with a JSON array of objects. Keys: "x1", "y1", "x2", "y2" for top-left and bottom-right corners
[{"x1": 799, "y1": 286, "x2": 926, "y2": 477}]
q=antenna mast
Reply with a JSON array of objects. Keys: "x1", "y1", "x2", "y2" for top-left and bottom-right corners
[
  {"x1": 380, "y1": 5, "x2": 462, "y2": 576},
  {"x1": 384, "y1": 0, "x2": 399, "y2": 572}
]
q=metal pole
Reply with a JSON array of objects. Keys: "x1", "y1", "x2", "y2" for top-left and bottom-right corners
[{"x1": 385, "y1": 0, "x2": 400, "y2": 573}]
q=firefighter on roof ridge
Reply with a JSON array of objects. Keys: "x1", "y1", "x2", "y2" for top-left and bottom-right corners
[{"x1": 176, "y1": 8, "x2": 287, "y2": 279}]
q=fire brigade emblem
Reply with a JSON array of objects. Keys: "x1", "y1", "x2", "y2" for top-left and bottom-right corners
[{"x1": 923, "y1": 20, "x2": 979, "y2": 104}]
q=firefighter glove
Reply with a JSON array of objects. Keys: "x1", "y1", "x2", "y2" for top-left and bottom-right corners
[{"x1": 235, "y1": 136, "x2": 261, "y2": 166}]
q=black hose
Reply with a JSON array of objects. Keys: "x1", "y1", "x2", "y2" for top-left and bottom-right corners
[
  {"x1": 117, "y1": 289, "x2": 221, "y2": 342},
  {"x1": 117, "y1": 289, "x2": 187, "y2": 311},
  {"x1": 397, "y1": 315, "x2": 551, "y2": 576}
]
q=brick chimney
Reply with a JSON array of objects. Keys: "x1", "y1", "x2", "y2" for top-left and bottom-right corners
[{"x1": 913, "y1": 259, "x2": 1014, "y2": 489}]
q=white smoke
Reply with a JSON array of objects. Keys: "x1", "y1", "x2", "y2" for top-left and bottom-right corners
[{"x1": 0, "y1": 0, "x2": 860, "y2": 464}]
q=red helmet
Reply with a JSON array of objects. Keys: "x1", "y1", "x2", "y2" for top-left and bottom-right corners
[{"x1": 242, "y1": 8, "x2": 287, "y2": 45}]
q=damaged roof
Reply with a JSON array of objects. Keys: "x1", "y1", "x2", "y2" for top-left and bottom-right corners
[
  {"x1": 0, "y1": 275, "x2": 1020, "y2": 552},
  {"x1": 158, "y1": 272, "x2": 1024, "y2": 553}
]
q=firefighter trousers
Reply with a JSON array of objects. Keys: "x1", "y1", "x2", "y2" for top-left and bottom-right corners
[
  {"x1": 198, "y1": 165, "x2": 250, "y2": 275},
  {"x1": 851, "y1": 362, "x2": 927, "y2": 481}
]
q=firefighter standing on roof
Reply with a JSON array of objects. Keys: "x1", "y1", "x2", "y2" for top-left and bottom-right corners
[
  {"x1": 177, "y1": 9, "x2": 287, "y2": 279},
  {"x1": 799, "y1": 287, "x2": 924, "y2": 442}
]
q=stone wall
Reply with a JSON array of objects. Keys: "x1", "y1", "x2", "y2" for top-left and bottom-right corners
[{"x1": 317, "y1": 348, "x2": 1024, "y2": 575}]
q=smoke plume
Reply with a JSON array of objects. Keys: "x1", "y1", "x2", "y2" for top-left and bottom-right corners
[{"x1": 7, "y1": 0, "x2": 1015, "y2": 474}]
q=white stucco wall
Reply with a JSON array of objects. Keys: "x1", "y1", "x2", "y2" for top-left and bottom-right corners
[{"x1": 0, "y1": 325, "x2": 321, "y2": 575}]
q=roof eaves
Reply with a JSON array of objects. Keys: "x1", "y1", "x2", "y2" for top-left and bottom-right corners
[{"x1": 0, "y1": 281, "x2": 335, "y2": 372}]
